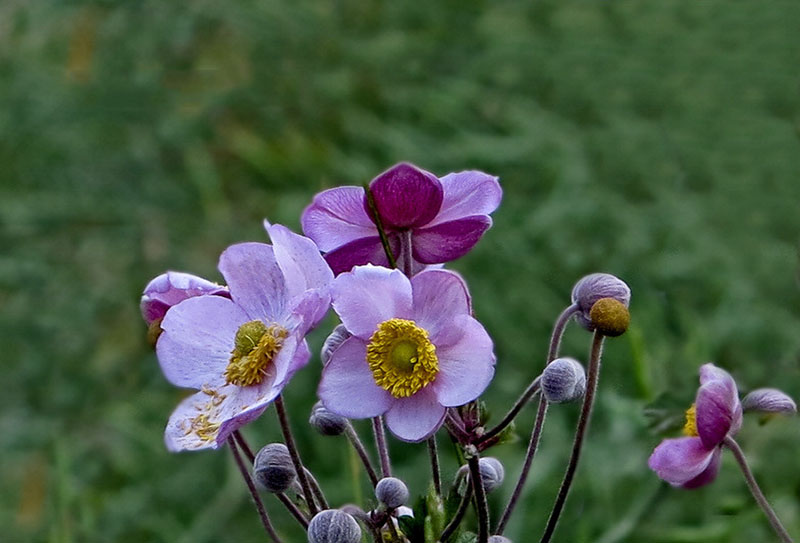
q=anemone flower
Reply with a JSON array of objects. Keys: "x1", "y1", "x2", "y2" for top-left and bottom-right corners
[
  {"x1": 317, "y1": 265, "x2": 495, "y2": 442},
  {"x1": 301, "y1": 162, "x2": 501, "y2": 275},
  {"x1": 154, "y1": 223, "x2": 333, "y2": 451},
  {"x1": 648, "y1": 363, "x2": 743, "y2": 488}
]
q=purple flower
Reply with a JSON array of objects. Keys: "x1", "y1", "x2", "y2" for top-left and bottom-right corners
[
  {"x1": 155, "y1": 223, "x2": 333, "y2": 451},
  {"x1": 141, "y1": 271, "x2": 230, "y2": 326},
  {"x1": 301, "y1": 162, "x2": 501, "y2": 275},
  {"x1": 648, "y1": 364, "x2": 743, "y2": 488},
  {"x1": 317, "y1": 265, "x2": 495, "y2": 442}
]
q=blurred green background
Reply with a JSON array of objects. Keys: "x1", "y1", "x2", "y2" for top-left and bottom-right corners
[{"x1": 3, "y1": 1, "x2": 800, "y2": 542}]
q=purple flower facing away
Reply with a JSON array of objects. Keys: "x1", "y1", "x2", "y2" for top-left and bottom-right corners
[
  {"x1": 141, "y1": 271, "x2": 230, "y2": 325},
  {"x1": 154, "y1": 223, "x2": 333, "y2": 452},
  {"x1": 317, "y1": 265, "x2": 496, "y2": 442},
  {"x1": 301, "y1": 162, "x2": 501, "y2": 275},
  {"x1": 649, "y1": 363, "x2": 743, "y2": 489}
]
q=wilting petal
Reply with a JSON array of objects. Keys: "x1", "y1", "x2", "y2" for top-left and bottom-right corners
[
  {"x1": 219, "y1": 242, "x2": 287, "y2": 321},
  {"x1": 412, "y1": 216, "x2": 492, "y2": 264},
  {"x1": 410, "y1": 269, "x2": 471, "y2": 342},
  {"x1": 429, "y1": 171, "x2": 502, "y2": 225},
  {"x1": 301, "y1": 186, "x2": 377, "y2": 251},
  {"x1": 331, "y1": 265, "x2": 413, "y2": 339},
  {"x1": 323, "y1": 234, "x2": 399, "y2": 276},
  {"x1": 384, "y1": 386, "x2": 446, "y2": 442},
  {"x1": 696, "y1": 379, "x2": 739, "y2": 448},
  {"x1": 157, "y1": 295, "x2": 246, "y2": 389},
  {"x1": 318, "y1": 337, "x2": 393, "y2": 418},
  {"x1": 265, "y1": 221, "x2": 333, "y2": 302},
  {"x1": 141, "y1": 271, "x2": 229, "y2": 325},
  {"x1": 648, "y1": 436, "x2": 716, "y2": 485},
  {"x1": 682, "y1": 447, "x2": 722, "y2": 489},
  {"x1": 369, "y1": 163, "x2": 443, "y2": 229},
  {"x1": 742, "y1": 388, "x2": 797, "y2": 414},
  {"x1": 432, "y1": 315, "x2": 495, "y2": 406}
]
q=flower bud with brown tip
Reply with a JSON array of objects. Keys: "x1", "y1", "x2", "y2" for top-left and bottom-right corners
[
  {"x1": 571, "y1": 273, "x2": 630, "y2": 332},
  {"x1": 308, "y1": 509, "x2": 362, "y2": 543}
]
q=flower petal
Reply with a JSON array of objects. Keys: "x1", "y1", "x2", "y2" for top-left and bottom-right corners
[
  {"x1": 682, "y1": 447, "x2": 722, "y2": 489},
  {"x1": 369, "y1": 163, "x2": 443, "y2": 229},
  {"x1": 384, "y1": 386, "x2": 446, "y2": 442},
  {"x1": 318, "y1": 337, "x2": 393, "y2": 418},
  {"x1": 265, "y1": 221, "x2": 333, "y2": 302},
  {"x1": 323, "y1": 234, "x2": 399, "y2": 276},
  {"x1": 410, "y1": 269, "x2": 472, "y2": 343},
  {"x1": 218, "y1": 242, "x2": 288, "y2": 321},
  {"x1": 428, "y1": 171, "x2": 502, "y2": 226},
  {"x1": 696, "y1": 379, "x2": 739, "y2": 448},
  {"x1": 301, "y1": 186, "x2": 376, "y2": 252},
  {"x1": 648, "y1": 436, "x2": 716, "y2": 486},
  {"x1": 157, "y1": 295, "x2": 247, "y2": 388},
  {"x1": 432, "y1": 315, "x2": 495, "y2": 406},
  {"x1": 412, "y1": 216, "x2": 492, "y2": 264},
  {"x1": 699, "y1": 363, "x2": 735, "y2": 386},
  {"x1": 141, "y1": 271, "x2": 230, "y2": 325},
  {"x1": 742, "y1": 388, "x2": 797, "y2": 414},
  {"x1": 164, "y1": 391, "x2": 224, "y2": 452},
  {"x1": 331, "y1": 265, "x2": 413, "y2": 339}
]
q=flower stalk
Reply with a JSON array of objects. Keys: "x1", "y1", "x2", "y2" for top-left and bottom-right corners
[
  {"x1": 228, "y1": 437, "x2": 283, "y2": 542},
  {"x1": 274, "y1": 395, "x2": 319, "y2": 515}
]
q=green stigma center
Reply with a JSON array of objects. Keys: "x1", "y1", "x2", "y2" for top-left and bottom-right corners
[
  {"x1": 225, "y1": 320, "x2": 288, "y2": 387},
  {"x1": 366, "y1": 318, "x2": 438, "y2": 398}
]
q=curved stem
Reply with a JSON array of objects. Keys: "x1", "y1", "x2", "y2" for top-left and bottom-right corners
[
  {"x1": 439, "y1": 479, "x2": 474, "y2": 542},
  {"x1": 495, "y1": 304, "x2": 578, "y2": 534},
  {"x1": 233, "y1": 430, "x2": 255, "y2": 464},
  {"x1": 304, "y1": 467, "x2": 330, "y2": 510},
  {"x1": 468, "y1": 454, "x2": 490, "y2": 543},
  {"x1": 372, "y1": 416, "x2": 392, "y2": 478},
  {"x1": 724, "y1": 436, "x2": 794, "y2": 543},
  {"x1": 274, "y1": 395, "x2": 319, "y2": 515},
  {"x1": 277, "y1": 492, "x2": 309, "y2": 529},
  {"x1": 479, "y1": 376, "x2": 541, "y2": 445},
  {"x1": 428, "y1": 435, "x2": 442, "y2": 497},
  {"x1": 345, "y1": 422, "x2": 380, "y2": 487},
  {"x1": 539, "y1": 331, "x2": 605, "y2": 543},
  {"x1": 228, "y1": 437, "x2": 283, "y2": 542},
  {"x1": 364, "y1": 183, "x2": 398, "y2": 269}
]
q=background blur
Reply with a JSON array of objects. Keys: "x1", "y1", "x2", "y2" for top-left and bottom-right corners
[{"x1": 3, "y1": 1, "x2": 800, "y2": 542}]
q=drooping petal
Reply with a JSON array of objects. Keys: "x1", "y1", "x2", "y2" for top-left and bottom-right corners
[
  {"x1": 648, "y1": 436, "x2": 717, "y2": 486},
  {"x1": 428, "y1": 171, "x2": 502, "y2": 226},
  {"x1": 331, "y1": 265, "x2": 413, "y2": 340},
  {"x1": 432, "y1": 315, "x2": 495, "y2": 406},
  {"x1": 318, "y1": 337, "x2": 394, "y2": 418},
  {"x1": 410, "y1": 269, "x2": 472, "y2": 343},
  {"x1": 157, "y1": 295, "x2": 247, "y2": 389},
  {"x1": 368, "y1": 163, "x2": 443, "y2": 230},
  {"x1": 742, "y1": 388, "x2": 797, "y2": 414},
  {"x1": 682, "y1": 447, "x2": 722, "y2": 489},
  {"x1": 384, "y1": 386, "x2": 446, "y2": 442},
  {"x1": 696, "y1": 379, "x2": 739, "y2": 448},
  {"x1": 265, "y1": 221, "x2": 333, "y2": 302},
  {"x1": 411, "y1": 216, "x2": 492, "y2": 264},
  {"x1": 141, "y1": 271, "x2": 229, "y2": 325},
  {"x1": 164, "y1": 391, "x2": 224, "y2": 452},
  {"x1": 323, "y1": 234, "x2": 399, "y2": 276},
  {"x1": 218, "y1": 242, "x2": 287, "y2": 321},
  {"x1": 301, "y1": 186, "x2": 377, "y2": 252}
]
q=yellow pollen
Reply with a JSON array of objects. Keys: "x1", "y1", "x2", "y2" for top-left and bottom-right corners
[
  {"x1": 366, "y1": 318, "x2": 438, "y2": 398},
  {"x1": 225, "y1": 320, "x2": 288, "y2": 387},
  {"x1": 187, "y1": 412, "x2": 221, "y2": 443},
  {"x1": 683, "y1": 404, "x2": 698, "y2": 437}
]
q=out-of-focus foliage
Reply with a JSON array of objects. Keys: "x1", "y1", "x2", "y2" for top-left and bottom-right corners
[{"x1": 2, "y1": 1, "x2": 799, "y2": 542}]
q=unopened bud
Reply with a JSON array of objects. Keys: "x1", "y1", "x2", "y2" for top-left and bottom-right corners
[
  {"x1": 321, "y1": 324, "x2": 352, "y2": 365},
  {"x1": 571, "y1": 273, "x2": 630, "y2": 331},
  {"x1": 253, "y1": 443, "x2": 296, "y2": 493},
  {"x1": 542, "y1": 357, "x2": 586, "y2": 403},
  {"x1": 742, "y1": 388, "x2": 797, "y2": 415},
  {"x1": 308, "y1": 509, "x2": 362, "y2": 543},
  {"x1": 375, "y1": 477, "x2": 409, "y2": 509},
  {"x1": 141, "y1": 271, "x2": 229, "y2": 326},
  {"x1": 478, "y1": 457, "x2": 505, "y2": 493},
  {"x1": 589, "y1": 297, "x2": 630, "y2": 337},
  {"x1": 309, "y1": 401, "x2": 348, "y2": 436},
  {"x1": 488, "y1": 536, "x2": 513, "y2": 543}
]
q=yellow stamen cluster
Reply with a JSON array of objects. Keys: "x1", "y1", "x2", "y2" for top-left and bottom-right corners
[
  {"x1": 225, "y1": 320, "x2": 288, "y2": 387},
  {"x1": 683, "y1": 404, "x2": 699, "y2": 437},
  {"x1": 366, "y1": 318, "x2": 438, "y2": 398},
  {"x1": 188, "y1": 413, "x2": 221, "y2": 443}
]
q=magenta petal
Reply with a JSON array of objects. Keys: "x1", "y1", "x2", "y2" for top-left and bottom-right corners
[
  {"x1": 219, "y1": 242, "x2": 288, "y2": 321},
  {"x1": 432, "y1": 315, "x2": 495, "y2": 406},
  {"x1": 696, "y1": 379, "x2": 739, "y2": 448},
  {"x1": 648, "y1": 436, "x2": 716, "y2": 485},
  {"x1": 301, "y1": 186, "x2": 377, "y2": 251},
  {"x1": 265, "y1": 222, "x2": 333, "y2": 302},
  {"x1": 410, "y1": 269, "x2": 472, "y2": 343},
  {"x1": 157, "y1": 295, "x2": 246, "y2": 389},
  {"x1": 412, "y1": 216, "x2": 492, "y2": 264},
  {"x1": 324, "y1": 234, "x2": 399, "y2": 276},
  {"x1": 682, "y1": 447, "x2": 722, "y2": 489},
  {"x1": 141, "y1": 271, "x2": 229, "y2": 325},
  {"x1": 368, "y1": 163, "x2": 443, "y2": 229},
  {"x1": 318, "y1": 337, "x2": 393, "y2": 418},
  {"x1": 384, "y1": 387, "x2": 446, "y2": 442},
  {"x1": 331, "y1": 265, "x2": 413, "y2": 339},
  {"x1": 430, "y1": 171, "x2": 502, "y2": 226}
]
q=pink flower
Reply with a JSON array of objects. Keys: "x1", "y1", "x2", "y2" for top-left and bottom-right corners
[
  {"x1": 317, "y1": 265, "x2": 495, "y2": 442},
  {"x1": 648, "y1": 364, "x2": 743, "y2": 488},
  {"x1": 301, "y1": 163, "x2": 501, "y2": 275},
  {"x1": 141, "y1": 272, "x2": 230, "y2": 326}
]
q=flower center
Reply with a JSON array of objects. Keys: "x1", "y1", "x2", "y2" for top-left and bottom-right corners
[
  {"x1": 366, "y1": 318, "x2": 438, "y2": 398},
  {"x1": 683, "y1": 404, "x2": 698, "y2": 437},
  {"x1": 225, "y1": 320, "x2": 288, "y2": 387}
]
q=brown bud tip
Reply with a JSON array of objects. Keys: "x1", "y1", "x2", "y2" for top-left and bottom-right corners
[
  {"x1": 146, "y1": 318, "x2": 164, "y2": 348},
  {"x1": 588, "y1": 297, "x2": 630, "y2": 337}
]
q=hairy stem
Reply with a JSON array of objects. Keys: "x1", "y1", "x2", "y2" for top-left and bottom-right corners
[
  {"x1": 439, "y1": 478, "x2": 474, "y2": 542},
  {"x1": 479, "y1": 376, "x2": 541, "y2": 445},
  {"x1": 428, "y1": 435, "x2": 442, "y2": 497},
  {"x1": 469, "y1": 454, "x2": 490, "y2": 543},
  {"x1": 274, "y1": 395, "x2": 319, "y2": 515},
  {"x1": 228, "y1": 437, "x2": 283, "y2": 542},
  {"x1": 345, "y1": 421, "x2": 380, "y2": 487},
  {"x1": 364, "y1": 183, "x2": 398, "y2": 269},
  {"x1": 372, "y1": 416, "x2": 392, "y2": 478},
  {"x1": 277, "y1": 492, "x2": 309, "y2": 529},
  {"x1": 233, "y1": 430, "x2": 255, "y2": 464}
]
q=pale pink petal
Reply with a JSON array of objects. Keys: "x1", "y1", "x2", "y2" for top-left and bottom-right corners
[
  {"x1": 648, "y1": 436, "x2": 716, "y2": 486},
  {"x1": 301, "y1": 186, "x2": 376, "y2": 252},
  {"x1": 141, "y1": 271, "x2": 229, "y2": 325},
  {"x1": 429, "y1": 171, "x2": 502, "y2": 226},
  {"x1": 384, "y1": 387, "x2": 446, "y2": 442},
  {"x1": 410, "y1": 269, "x2": 472, "y2": 342},
  {"x1": 265, "y1": 222, "x2": 333, "y2": 301},
  {"x1": 431, "y1": 315, "x2": 495, "y2": 406},
  {"x1": 218, "y1": 242, "x2": 288, "y2": 321},
  {"x1": 165, "y1": 391, "x2": 224, "y2": 452}
]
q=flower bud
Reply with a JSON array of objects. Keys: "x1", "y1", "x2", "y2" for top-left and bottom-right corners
[
  {"x1": 375, "y1": 477, "x2": 409, "y2": 509},
  {"x1": 308, "y1": 509, "x2": 362, "y2": 543},
  {"x1": 742, "y1": 388, "x2": 797, "y2": 415},
  {"x1": 321, "y1": 324, "x2": 352, "y2": 366},
  {"x1": 541, "y1": 357, "x2": 586, "y2": 403},
  {"x1": 253, "y1": 443, "x2": 296, "y2": 493},
  {"x1": 571, "y1": 273, "x2": 630, "y2": 331},
  {"x1": 309, "y1": 401, "x2": 348, "y2": 436},
  {"x1": 478, "y1": 457, "x2": 505, "y2": 493},
  {"x1": 589, "y1": 297, "x2": 630, "y2": 337},
  {"x1": 489, "y1": 536, "x2": 513, "y2": 543}
]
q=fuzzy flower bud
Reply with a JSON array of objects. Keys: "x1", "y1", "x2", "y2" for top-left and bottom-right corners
[
  {"x1": 541, "y1": 357, "x2": 586, "y2": 403},
  {"x1": 478, "y1": 457, "x2": 505, "y2": 493},
  {"x1": 589, "y1": 297, "x2": 630, "y2": 337},
  {"x1": 321, "y1": 324, "x2": 352, "y2": 366},
  {"x1": 307, "y1": 509, "x2": 362, "y2": 543},
  {"x1": 488, "y1": 537, "x2": 513, "y2": 543},
  {"x1": 375, "y1": 477, "x2": 409, "y2": 509},
  {"x1": 309, "y1": 401, "x2": 348, "y2": 436},
  {"x1": 253, "y1": 443, "x2": 296, "y2": 493},
  {"x1": 571, "y1": 273, "x2": 630, "y2": 331},
  {"x1": 742, "y1": 388, "x2": 797, "y2": 415}
]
